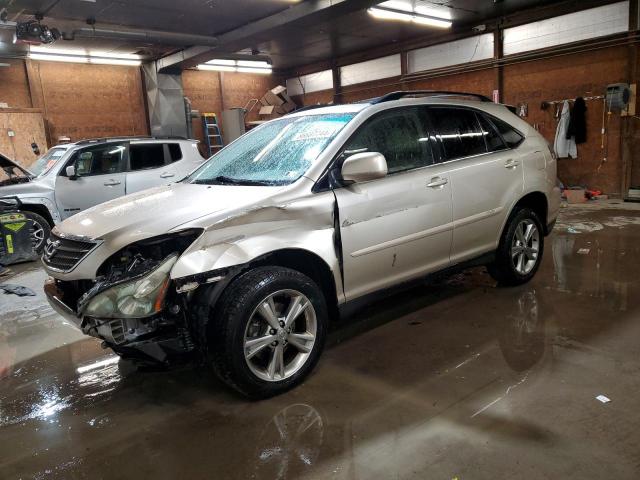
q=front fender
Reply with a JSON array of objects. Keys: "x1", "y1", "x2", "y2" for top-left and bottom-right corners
[{"x1": 170, "y1": 191, "x2": 343, "y2": 299}]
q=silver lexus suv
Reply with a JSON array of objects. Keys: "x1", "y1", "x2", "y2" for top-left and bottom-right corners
[{"x1": 43, "y1": 91, "x2": 560, "y2": 398}]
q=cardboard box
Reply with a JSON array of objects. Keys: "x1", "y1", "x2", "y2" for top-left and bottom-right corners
[
  {"x1": 259, "y1": 105, "x2": 275, "y2": 115},
  {"x1": 271, "y1": 85, "x2": 287, "y2": 96},
  {"x1": 263, "y1": 90, "x2": 285, "y2": 106},
  {"x1": 565, "y1": 188, "x2": 587, "y2": 204}
]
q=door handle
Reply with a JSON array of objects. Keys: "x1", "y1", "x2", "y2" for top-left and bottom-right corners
[
  {"x1": 504, "y1": 159, "x2": 520, "y2": 168},
  {"x1": 103, "y1": 180, "x2": 121, "y2": 186},
  {"x1": 427, "y1": 177, "x2": 448, "y2": 188},
  {"x1": 160, "y1": 172, "x2": 175, "y2": 178}
]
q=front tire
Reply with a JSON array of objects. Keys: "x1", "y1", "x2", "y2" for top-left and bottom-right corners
[
  {"x1": 203, "y1": 267, "x2": 328, "y2": 399},
  {"x1": 488, "y1": 207, "x2": 544, "y2": 286},
  {"x1": 23, "y1": 211, "x2": 51, "y2": 254}
]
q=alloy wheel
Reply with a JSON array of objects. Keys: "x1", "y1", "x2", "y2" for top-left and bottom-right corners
[
  {"x1": 511, "y1": 219, "x2": 540, "y2": 275},
  {"x1": 244, "y1": 289, "x2": 317, "y2": 382}
]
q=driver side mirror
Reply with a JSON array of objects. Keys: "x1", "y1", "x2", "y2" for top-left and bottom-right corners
[
  {"x1": 65, "y1": 165, "x2": 77, "y2": 180},
  {"x1": 341, "y1": 152, "x2": 388, "y2": 184}
]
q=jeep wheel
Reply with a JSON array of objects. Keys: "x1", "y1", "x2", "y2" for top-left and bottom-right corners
[
  {"x1": 24, "y1": 211, "x2": 51, "y2": 254},
  {"x1": 203, "y1": 267, "x2": 327, "y2": 399},
  {"x1": 488, "y1": 207, "x2": 544, "y2": 286}
]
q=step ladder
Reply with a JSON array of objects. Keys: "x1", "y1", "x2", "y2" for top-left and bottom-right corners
[{"x1": 202, "y1": 113, "x2": 224, "y2": 156}]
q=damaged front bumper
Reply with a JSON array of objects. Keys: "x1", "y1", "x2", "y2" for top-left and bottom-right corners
[{"x1": 44, "y1": 277, "x2": 195, "y2": 363}]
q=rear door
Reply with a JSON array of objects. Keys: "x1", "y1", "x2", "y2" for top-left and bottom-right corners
[
  {"x1": 124, "y1": 142, "x2": 172, "y2": 193},
  {"x1": 333, "y1": 106, "x2": 453, "y2": 300},
  {"x1": 428, "y1": 107, "x2": 524, "y2": 263},
  {"x1": 54, "y1": 143, "x2": 127, "y2": 218}
]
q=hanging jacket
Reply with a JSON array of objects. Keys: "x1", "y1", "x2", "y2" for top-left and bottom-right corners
[
  {"x1": 567, "y1": 96, "x2": 587, "y2": 144},
  {"x1": 554, "y1": 101, "x2": 577, "y2": 158}
]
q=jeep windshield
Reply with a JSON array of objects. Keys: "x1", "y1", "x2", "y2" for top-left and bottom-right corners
[
  {"x1": 31, "y1": 147, "x2": 68, "y2": 177},
  {"x1": 188, "y1": 113, "x2": 355, "y2": 186}
]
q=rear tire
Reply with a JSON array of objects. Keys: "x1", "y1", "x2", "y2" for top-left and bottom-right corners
[
  {"x1": 23, "y1": 211, "x2": 51, "y2": 254},
  {"x1": 488, "y1": 207, "x2": 544, "y2": 286},
  {"x1": 201, "y1": 266, "x2": 328, "y2": 399}
]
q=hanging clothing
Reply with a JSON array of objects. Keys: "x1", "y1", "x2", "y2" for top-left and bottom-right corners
[
  {"x1": 554, "y1": 101, "x2": 577, "y2": 158},
  {"x1": 567, "y1": 96, "x2": 587, "y2": 144}
]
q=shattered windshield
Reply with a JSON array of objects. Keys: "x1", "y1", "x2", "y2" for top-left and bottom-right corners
[
  {"x1": 31, "y1": 147, "x2": 68, "y2": 177},
  {"x1": 188, "y1": 113, "x2": 355, "y2": 186}
]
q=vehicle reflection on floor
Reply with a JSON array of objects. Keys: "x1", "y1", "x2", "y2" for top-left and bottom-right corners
[{"x1": 1, "y1": 204, "x2": 640, "y2": 479}]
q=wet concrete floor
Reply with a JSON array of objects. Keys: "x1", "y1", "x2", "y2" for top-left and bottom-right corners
[{"x1": 1, "y1": 203, "x2": 640, "y2": 479}]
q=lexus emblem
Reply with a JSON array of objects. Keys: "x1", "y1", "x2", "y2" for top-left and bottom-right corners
[{"x1": 44, "y1": 239, "x2": 60, "y2": 261}]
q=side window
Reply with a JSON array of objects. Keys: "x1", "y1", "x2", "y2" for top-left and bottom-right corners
[
  {"x1": 477, "y1": 114, "x2": 506, "y2": 152},
  {"x1": 167, "y1": 144, "x2": 183, "y2": 162},
  {"x1": 343, "y1": 107, "x2": 434, "y2": 174},
  {"x1": 71, "y1": 144, "x2": 125, "y2": 176},
  {"x1": 490, "y1": 117, "x2": 525, "y2": 148},
  {"x1": 428, "y1": 107, "x2": 486, "y2": 160},
  {"x1": 129, "y1": 144, "x2": 166, "y2": 171}
]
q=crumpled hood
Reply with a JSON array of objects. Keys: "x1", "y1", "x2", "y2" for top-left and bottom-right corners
[{"x1": 56, "y1": 182, "x2": 287, "y2": 242}]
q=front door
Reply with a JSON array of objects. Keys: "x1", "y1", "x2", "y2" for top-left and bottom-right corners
[
  {"x1": 55, "y1": 143, "x2": 127, "y2": 219},
  {"x1": 333, "y1": 106, "x2": 453, "y2": 301}
]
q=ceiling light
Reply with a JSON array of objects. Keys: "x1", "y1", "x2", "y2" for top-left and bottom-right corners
[
  {"x1": 368, "y1": 5, "x2": 452, "y2": 28},
  {"x1": 236, "y1": 67, "x2": 271, "y2": 75},
  {"x1": 90, "y1": 58, "x2": 141, "y2": 66},
  {"x1": 29, "y1": 53, "x2": 89, "y2": 63},
  {"x1": 28, "y1": 50, "x2": 141, "y2": 66},
  {"x1": 198, "y1": 58, "x2": 272, "y2": 74},
  {"x1": 197, "y1": 64, "x2": 236, "y2": 72}
]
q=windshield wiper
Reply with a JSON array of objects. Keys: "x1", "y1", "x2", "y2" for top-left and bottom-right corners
[{"x1": 193, "y1": 176, "x2": 277, "y2": 186}]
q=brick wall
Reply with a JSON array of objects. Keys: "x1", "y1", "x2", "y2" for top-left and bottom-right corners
[
  {"x1": 504, "y1": 47, "x2": 628, "y2": 194},
  {"x1": 0, "y1": 59, "x2": 32, "y2": 109},
  {"x1": 36, "y1": 61, "x2": 149, "y2": 142}
]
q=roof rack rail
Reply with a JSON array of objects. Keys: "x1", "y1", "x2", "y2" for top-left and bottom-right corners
[
  {"x1": 371, "y1": 90, "x2": 493, "y2": 104},
  {"x1": 73, "y1": 135, "x2": 188, "y2": 145}
]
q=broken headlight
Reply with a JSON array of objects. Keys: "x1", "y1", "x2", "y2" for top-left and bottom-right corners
[{"x1": 84, "y1": 254, "x2": 178, "y2": 319}]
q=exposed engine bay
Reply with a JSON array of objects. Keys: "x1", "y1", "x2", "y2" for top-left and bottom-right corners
[{"x1": 51, "y1": 229, "x2": 203, "y2": 363}]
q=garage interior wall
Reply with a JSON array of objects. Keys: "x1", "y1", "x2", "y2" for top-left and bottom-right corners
[
  {"x1": 182, "y1": 70, "x2": 280, "y2": 151},
  {"x1": 0, "y1": 58, "x2": 281, "y2": 166}
]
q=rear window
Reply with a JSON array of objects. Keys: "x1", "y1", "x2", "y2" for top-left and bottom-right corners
[
  {"x1": 429, "y1": 107, "x2": 486, "y2": 160},
  {"x1": 129, "y1": 144, "x2": 166, "y2": 171},
  {"x1": 477, "y1": 114, "x2": 506, "y2": 152},
  {"x1": 490, "y1": 117, "x2": 524, "y2": 148},
  {"x1": 167, "y1": 143, "x2": 183, "y2": 162}
]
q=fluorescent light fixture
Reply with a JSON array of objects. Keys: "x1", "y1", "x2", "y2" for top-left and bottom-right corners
[
  {"x1": 368, "y1": 5, "x2": 452, "y2": 28},
  {"x1": 29, "y1": 53, "x2": 89, "y2": 63},
  {"x1": 29, "y1": 52, "x2": 141, "y2": 66},
  {"x1": 208, "y1": 58, "x2": 236, "y2": 66},
  {"x1": 237, "y1": 66, "x2": 271, "y2": 74},
  {"x1": 29, "y1": 46, "x2": 142, "y2": 65},
  {"x1": 198, "y1": 58, "x2": 272, "y2": 74},
  {"x1": 197, "y1": 64, "x2": 236, "y2": 72},
  {"x1": 236, "y1": 60, "x2": 270, "y2": 68},
  {"x1": 90, "y1": 58, "x2": 141, "y2": 66}
]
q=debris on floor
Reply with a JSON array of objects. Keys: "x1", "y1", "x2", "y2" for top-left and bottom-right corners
[
  {"x1": 596, "y1": 395, "x2": 611, "y2": 404},
  {"x1": 0, "y1": 284, "x2": 36, "y2": 297},
  {"x1": 577, "y1": 248, "x2": 591, "y2": 255}
]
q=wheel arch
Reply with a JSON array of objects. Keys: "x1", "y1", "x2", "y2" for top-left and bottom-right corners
[
  {"x1": 512, "y1": 191, "x2": 549, "y2": 234},
  {"x1": 19, "y1": 203, "x2": 55, "y2": 226},
  {"x1": 191, "y1": 247, "x2": 340, "y2": 324}
]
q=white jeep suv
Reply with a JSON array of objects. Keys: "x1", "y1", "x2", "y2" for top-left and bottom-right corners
[
  {"x1": 43, "y1": 91, "x2": 560, "y2": 398},
  {"x1": 0, "y1": 137, "x2": 205, "y2": 251}
]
